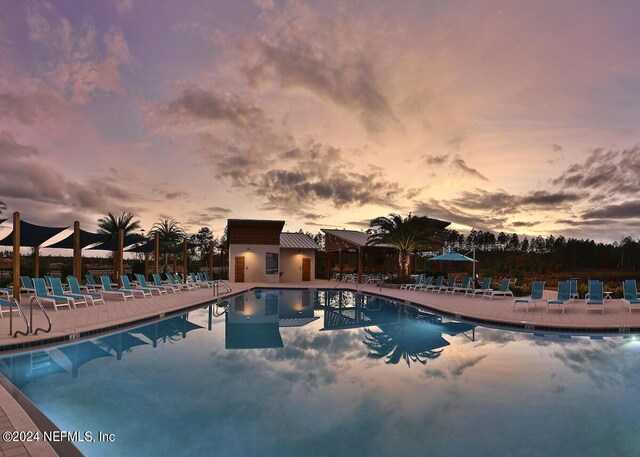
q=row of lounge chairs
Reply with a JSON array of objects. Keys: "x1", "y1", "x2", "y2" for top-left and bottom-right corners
[
  {"x1": 0, "y1": 272, "x2": 217, "y2": 315},
  {"x1": 400, "y1": 274, "x2": 514, "y2": 299},
  {"x1": 515, "y1": 279, "x2": 640, "y2": 314}
]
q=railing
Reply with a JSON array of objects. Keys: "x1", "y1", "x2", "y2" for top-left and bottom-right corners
[
  {"x1": 330, "y1": 275, "x2": 350, "y2": 291},
  {"x1": 213, "y1": 280, "x2": 232, "y2": 296},
  {"x1": 355, "y1": 276, "x2": 380, "y2": 294},
  {"x1": 9, "y1": 299, "x2": 30, "y2": 338},
  {"x1": 28, "y1": 296, "x2": 52, "y2": 335}
]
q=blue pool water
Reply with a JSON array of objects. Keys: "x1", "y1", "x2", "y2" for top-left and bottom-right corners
[{"x1": 2, "y1": 289, "x2": 640, "y2": 457}]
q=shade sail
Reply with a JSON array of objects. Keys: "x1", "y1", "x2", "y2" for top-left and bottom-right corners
[
  {"x1": 0, "y1": 220, "x2": 69, "y2": 247},
  {"x1": 428, "y1": 252, "x2": 477, "y2": 262},
  {"x1": 87, "y1": 234, "x2": 144, "y2": 251},
  {"x1": 125, "y1": 239, "x2": 156, "y2": 253},
  {"x1": 46, "y1": 229, "x2": 108, "y2": 249}
]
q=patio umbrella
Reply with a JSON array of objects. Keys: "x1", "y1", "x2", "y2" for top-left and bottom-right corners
[{"x1": 428, "y1": 251, "x2": 478, "y2": 282}]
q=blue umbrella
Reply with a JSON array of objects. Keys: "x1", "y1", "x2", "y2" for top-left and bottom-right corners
[{"x1": 428, "y1": 251, "x2": 478, "y2": 280}]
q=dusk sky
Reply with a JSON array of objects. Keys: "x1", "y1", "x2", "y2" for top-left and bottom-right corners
[{"x1": 1, "y1": 0, "x2": 640, "y2": 241}]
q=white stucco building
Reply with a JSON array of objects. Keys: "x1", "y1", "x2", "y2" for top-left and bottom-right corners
[{"x1": 227, "y1": 219, "x2": 319, "y2": 283}]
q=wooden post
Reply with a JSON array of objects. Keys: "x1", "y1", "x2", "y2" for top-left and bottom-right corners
[
  {"x1": 208, "y1": 245, "x2": 214, "y2": 279},
  {"x1": 34, "y1": 246, "x2": 39, "y2": 278},
  {"x1": 338, "y1": 249, "x2": 342, "y2": 280},
  {"x1": 117, "y1": 228, "x2": 124, "y2": 287},
  {"x1": 144, "y1": 252, "x2": 150, "y2": 279},
  {"x1": 11, "y1": 212, "x2": 20, "y2": 335},
  {"x1": 173, "y1": 254, "x2": 177, "y2": 274},
  {"x1": 154, "y1": 234, "x2": 159, "y2": 274},
  {"x1": 73, "y1": 221, "x2": 81, "y2": 278},
  {"x1": 357, "y1": 247, "x2": 363, "y2": 284},
  {"x1": 183, "y1": 238, "x2": 188, "y2": 276}
]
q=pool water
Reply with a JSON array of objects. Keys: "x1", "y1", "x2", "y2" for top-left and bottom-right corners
[{"x1": 2, "y1": 289, "x2": 640, "y2": 457}]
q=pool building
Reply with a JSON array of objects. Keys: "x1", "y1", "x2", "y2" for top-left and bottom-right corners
[{"x1": 227, "y1": 219, "x2": 320, "y2": 283}]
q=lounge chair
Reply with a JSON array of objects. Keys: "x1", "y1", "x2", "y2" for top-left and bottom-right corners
[
  {"x1": 514, "y1": 280, "x2": 545, "y2": 311},
  {"x1": 176, "y1": 273, "x2": 199, "y2": 289},
  {"x1": 99, "y1": 275, "x2": 135, "y2": 301},
  {"x1": 67, "y1": 276, "x2": 105, "y2": 305},
  {"x1": 135, "y1": 274, "x2": 169, "y2": 295},
  {"x1": 622, "y1": 279, "x2": 640, "y2": 313},
  {"x1": 85, "y1": 274, "x2": 103, "y2": 291},
  {"x1": 198, "y1": 272, "x2": 216, "y2": 286},
  {"x1": 190, "y1": 272, "x2": 211, "y2": 288},
  {"x1": 20, "y1": 276, "x2": 36, "y2": 294},
  {"x1": 0, "y1": 287, "x2": 12, "y2": 301},
  {"x1": 452, "y1": 276, "x2": 473, "y2": 294},
  {"x1": 466, "y1": 277, "x2": 492, "y2": 297},
  {"x1": 425, "y1": 275, "x2": 444, "y2": 292},
  {"x1": 0, "y1": 297, "x2": 21, "y2": 319},
  {"x1": 121, "y1": 275, "x2": 152, "y2": 298},
  {"x1": 153, "y1": 273, "x2": 181, "y2": 293},
  {"x1": 401, "y1": 274, "x2": 423, "y2": 290},
  {"x1": 585, "y1": 280, "x2": 605, "y2": 314},
  {"x1": 438, "y1": 276, "x2": 457, "y2": 294},
  {"x1": 166, "y1": 273, "x2": 195, "y2": 291},
  {"x1": 417, "y1": 276, "x2": 434, "y2": 291},
  {"x1": 547, "y1": 281, "x2": 572, "y2": 313},
  {"x1": 49, "y1": 277, "x2": 88, "y2": 307},
  {"x1": 482, "y1": 279, "x2": 513, "y2": 300},
  {"x1": 569, "y1": 279, "x2": 579, "y2": 301},
  {"x1": 33, "y1": 277, "x2": 74, "y2": 311}
]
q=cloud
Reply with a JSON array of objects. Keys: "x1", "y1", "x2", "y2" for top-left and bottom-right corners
[
  {"x1": 0, "y1": 86, "x2": 62, "y2": 125},
  {"x1": 449, "y1": 354, "x2": 487, "y2": 377},
  {"x1": 451, "y1": 158, "x2": 489, "y2": 181},
  {"x1": 235, "y1": 2, "x2": 399, "y2": 135},
  {"x1": 422, "y1": 154, "x2": 448, "y2": 166},
  {"x1": 0, "y1": 134, "x2": 143, "y2": 221},
  {"x1": 115, "y1": 0, "x2": 133, "y2": 14},
  {"x1": 165, "y1": 192, "x2": 188, "y2": 200},
  {"x1": 154, "y1": 85, "x2": 266, "y2": 129},
  {"x1": 204, "y1": 206, "x2": 232, "y2": 214},
  {"x1": 26, "y1": 3, "x2": 131, "y2": 104},
  {"x1": 582, "y1": 201, "x2": 640, "y2": 219}
]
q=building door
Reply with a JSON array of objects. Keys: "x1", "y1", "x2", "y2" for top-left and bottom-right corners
[
  {"x1": 302, "y1": 257, "x2": 311, "y2": 281},
  {"x1": 235, "y1": 256, "x2": 245, "y2": 282}
]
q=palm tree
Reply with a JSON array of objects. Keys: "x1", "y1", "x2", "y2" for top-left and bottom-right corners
[
  {"x1": 97, "y1": 212, "x2": 142, "y2": 276},
  {"x1": 97, "y1": 212, "x2": 142, "y2": 238},
  {"x1": 149, "y1": 219, "x2": 186, "y2": 271},
  {"x1": 367, "y1": 213, "x2": 443, "y2": 279}
]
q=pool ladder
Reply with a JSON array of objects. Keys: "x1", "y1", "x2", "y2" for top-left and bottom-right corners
[
  {"x1": 213, "y1": 280, "x2": 232, "y2": 296},
  {"x1": 9, "y1": 296, "x2": 51, "y2": 337}
]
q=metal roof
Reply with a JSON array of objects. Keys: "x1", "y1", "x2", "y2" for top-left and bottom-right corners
[
  {"x1": 280, "y1": 232, "x2": 320, "y2": 250},
  {"x1": 321, "y1": 229, "x2": 394, "y2": 248}
]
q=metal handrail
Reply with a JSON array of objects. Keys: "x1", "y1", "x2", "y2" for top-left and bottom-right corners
[
  {"x1": 28, "y1": 296, "x2": 52, "y2": 335},
  {"x1": 10, "y1": 300, "x2": 30, "y2": 337},
  {"x1": 330, "y1": 275, "x2": 350, "y2": 291},
  {"x1": 213, "y1": 280, "x2": 232, "y2": 296},
  {"x1": 356, "y1": 276, "x2": 379, "y2": 294}
]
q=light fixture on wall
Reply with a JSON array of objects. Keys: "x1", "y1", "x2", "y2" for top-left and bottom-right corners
[
  {"x1": 246, "y1": 247, "x2": 251, "y2": 251},
  {"x1": 298, "y1": 249, "x2": 303, "y2": 253}
]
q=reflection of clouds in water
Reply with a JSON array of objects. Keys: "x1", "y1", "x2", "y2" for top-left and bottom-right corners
[
  {"x1": 550, "y1": 338, "x2": 640, "y2": 390},
  {"x1": 449, "y1": 354, "x2": 488, "y2": 377}
]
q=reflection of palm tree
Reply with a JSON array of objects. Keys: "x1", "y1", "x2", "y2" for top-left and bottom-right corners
[{"x1": 364, "y1": 320, "x2": 446, "y2": 367}]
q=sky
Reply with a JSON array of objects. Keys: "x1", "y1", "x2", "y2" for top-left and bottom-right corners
[{"x1": 1, "y1": 0, "x2": 640, "y2": 242}]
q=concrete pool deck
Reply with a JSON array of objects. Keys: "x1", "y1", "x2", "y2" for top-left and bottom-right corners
[{"x1": 0, "y1": 280, "x2": 639, "y2": 352}]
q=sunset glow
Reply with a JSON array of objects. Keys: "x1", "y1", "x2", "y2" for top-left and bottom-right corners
[{"x1": 2, "y1": 0, "x2": 639, "y2": 240}]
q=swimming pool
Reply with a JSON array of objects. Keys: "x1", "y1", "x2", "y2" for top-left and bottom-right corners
[{"x1": 1, "y1": 289, "x2": 640, "y2": 456}]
